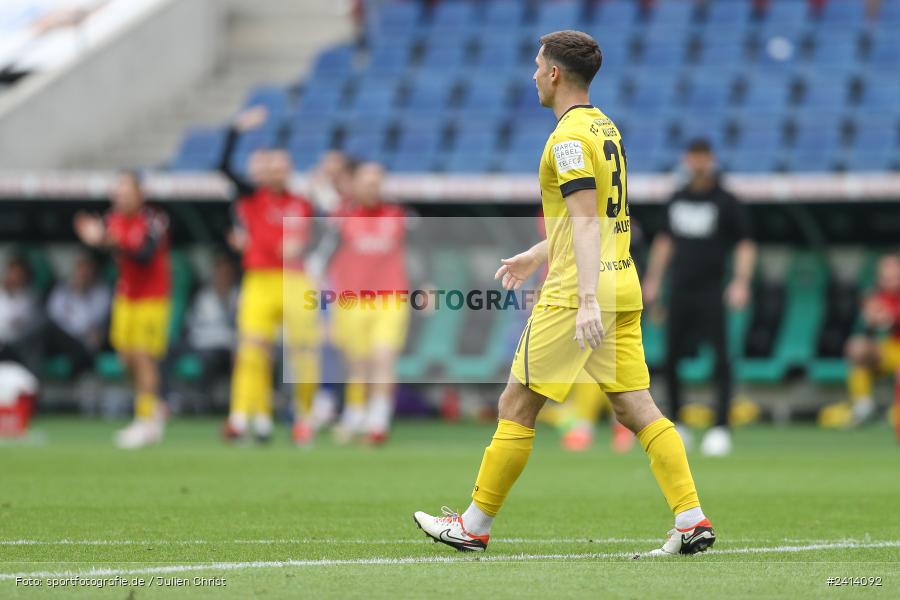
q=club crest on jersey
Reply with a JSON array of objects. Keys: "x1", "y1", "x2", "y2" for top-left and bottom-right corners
[{"x1": 553, "y1": 140, "x2": 585, "y2": 173}]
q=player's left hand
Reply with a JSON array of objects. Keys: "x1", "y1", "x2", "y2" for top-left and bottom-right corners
[
  {"x1": 575, "y1": 295, "x2": 604, "y2": 350},
  {"x1": 725, "y1": 278, "x2": 750, "y2": 310}
]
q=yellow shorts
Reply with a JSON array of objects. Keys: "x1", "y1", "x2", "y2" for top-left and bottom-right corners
[
  {"x1": 109, "y1": 296, "x2": 170, "y2": 358},
  {"x1": 511, "y1": 305, "x2": 650, "y2": 402},
  {"x1": 238, "y1": 269, "x2": 320, "y2": 347},
  {"x1": 878, "y1": 336, "x2": 900, "y2": 373},
  {"x1": 331, "y1": 294, "x2": 410, "y2": 360}
]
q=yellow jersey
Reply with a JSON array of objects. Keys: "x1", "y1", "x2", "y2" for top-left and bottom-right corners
[{"x1": 537, "y1": 104, "x2": 642, "y2": 312}]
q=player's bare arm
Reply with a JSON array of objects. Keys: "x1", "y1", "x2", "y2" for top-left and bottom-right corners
[
  {"x1": 494, "y1": 239, "x2": 548, "y2": 290},
  {"x1": 566, "y1": 188, "x2": 603, "y2": 350},
  {"x1": 643, "y1": 232, "x2": 673, "y2": 307},
  {"x1": 725, "y1": 239, "x2": 757, "y2": 309}
]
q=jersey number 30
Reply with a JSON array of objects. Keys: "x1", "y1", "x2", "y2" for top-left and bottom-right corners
[{"x1": 604, "y1": 139, "x2": 628, "y2": 218}]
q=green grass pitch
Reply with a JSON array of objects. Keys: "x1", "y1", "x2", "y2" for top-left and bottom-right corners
[{"x1": 1, "y1": 418, "x2": 899, "y2": 598}]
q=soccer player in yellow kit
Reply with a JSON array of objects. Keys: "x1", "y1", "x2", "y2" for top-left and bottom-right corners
[{"x1": 414, "y1": 31, "x2": 715, "y2": 557}]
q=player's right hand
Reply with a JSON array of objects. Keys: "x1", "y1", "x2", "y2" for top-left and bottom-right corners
[
  {"x1": 234, "y1": 105, "x2": 268, "y2": 131},
  {"x1": 73, "y1": 212, "x2": 105, "y2": 247},
  {"x1": 495, "y1": 249, "x2": 541, "y2": 290},
  {"x1": 642, "y1": 276, "x2": 661, "y2": 307}
]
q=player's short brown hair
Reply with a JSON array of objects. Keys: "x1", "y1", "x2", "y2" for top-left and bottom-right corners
[{"x1": 539, "y1": 30, "x2": 602, "y2": 87}]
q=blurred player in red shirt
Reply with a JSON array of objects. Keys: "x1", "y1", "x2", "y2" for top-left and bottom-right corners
[
  {"x1": 220, "y1": 107, "x2": 321, "y2": 444},
  {"x1": 74, "y1": 171, "x2": 171, "y2": 449},
  {"x1": 843, "y1": 253, "x2": 900, "y2": 426},
  {"x1": 329, "y1": 162, "x2": 409, "y2": 444}
]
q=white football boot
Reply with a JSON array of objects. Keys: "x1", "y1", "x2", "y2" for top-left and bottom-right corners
[
  {"x1": 413, "y1": 507, "x2": 490, "y2": 552},
  {"x1": 700, "y1": 426, "x2": 732, "y2": 456},
  {"x1": 635, "y1": 518, "x2": 716, "y2": 558},
  {"x1": 115, "y1": 419, "x2": 163, "y2": 449}
]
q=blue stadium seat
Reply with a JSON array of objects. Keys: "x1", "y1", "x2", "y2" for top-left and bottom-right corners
[
  {"x1": 625, "y1": 124, "x2": 668, "y2": 160},
  {"x1": 789, "y1": 121, "x2": 843, "y2": 171},
  {"x1": 496, "y1": 151, "x2": 539, "y2": 173},
  {"x1": 625, "y1": 148, "x2": 665, "y2": 173},
  {"x1": 741, "y1": 77, "x2": 793, "y2": 113},
  {"x1": 452, "y1": 125, "x2": 500, "y2": 155},
  {"x1": 474, "y1": 41, "x2": 522, "y2": 70},
  {"x1": 842, "y1": 152, "x2": 896, "y2": 171},
  {"x1": 735, "y1": 124, "x2": 783, "y2": 155},
  {"x1": 394, "y1": 125, "x2": 444, "y2": 157},
  {"x1": 629, "y1": 77, "x2": 680, "y2": 113},
  {"x1": 878, "y1": 0, "x2": 900, "y2": 23},
  {"x1": 764, "y1": 0, "x2": 810, "y2": 25},
  {"x1": 820, "y1": 0, "x2": 866, "y2": 25},
  {"x1": 800, "y1": 76, "x2": 851, "y2": 112},
  {"x1": 591, "y1": 74, "x2": 625, "y2": 116},
  {"x1": 287, "y1": 126, "x2": 332, "y2": 170},
  {"x1": 705, "y1": 1, "x2": 751, "y2": 28},
  {"x1": 419, "y1": 40, "x2": 471, "y2": 72},
  {"x1": 288, "y1": 113, "x2": 336, "y2": 140},
  {"x1": 676, "y1": 115, "x2": 728, "y2": 150},
  {"x1": 482, "y1": 1, "x2": 525, "y2": 28},
  {"x1": 427, "y1": 1, "x2": 477, "y2": 36},
  {"x1": 508, "y1": 128, "x2": 550, "y2": 158},
  {"x1": 807, "y1": 34, "x2": 860, "y2": 71},
  {"x1": 388, "y1": 152, "x2": 439, "y2": 172},
  {"x1": 724, "y1": 148, "x2": 781, "y2": 173},
  {"x1": 457, "y1": 80, "x2": 514, "y2": 117},
  {"x1": 593, "y1": 1, "x2": 638, "y2": 28},
  {"x1": 637, "y1": 40, "x2": 691, "y2": 69},
  {"x1": 372, "y1": 2, "x2": 421, "y2": 37},
  {"x1": 696, "y1": 39, "x2": 748, "y2": 69},
  {"x1": 368, "y1": 43, "x2": 414, "y2": 78},
  {"x1": 170, "y1": 128, "x2": 227, "y2": 171},
  {"x1": 296, "y1": 83, "x2": 346, "y2": 118},
  {"x1": 404, "y1": 77, "x2": 457, "y2": 117},
  {"x1": 682, "y1": 80, "x2": 733, "y2": 113},
  {"x1": 443, "y1": 150, "x2": 497, "y2": 173},
  {"x1": 342, "y1": 129, "x2": 389, "y2": 162},
  {"x1": 858, "y1": 80, "x2": 900, "y2": 113},
  {"x1": 852, "y1": 122, "x2": 897, "y2": 161},
  {"x1": 866, "y1": 36, "x2": 900, "y2": 73},
  {"x1": 535, "y1": 0, "x2": 582, "y2": 32},
  {"x1": 310, "y1": 45, "x2": 355, "y2": 82},
  {"x1": 346, "y1": 78, "x2": 401, "y2": 118},
  {"x1": 647, "y1": 1, "x2": 695, "y2": 32}
]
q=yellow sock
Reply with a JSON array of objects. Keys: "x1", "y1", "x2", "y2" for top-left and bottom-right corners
[
  {"x1": 135, "y1": 392, "x2": 159, "y2": 420},
  {"x1": 637, "y1": 417, "x2": 701, "y2": 514},
  {"x1": 345, "y1": 380, "x2": 366, "y2": 408},
  {"x1": 471, "y1": 419, "x2": 535, "y2": 517},
  {"x1": 848, "y1": 366, "x2": 873, "y2": 402},
  {"x1": 292, "y1": 349, "x2": 320, "y2": 418},
  {"x1": 231, "y1": 343, "x2": 271, "y2": 417}
]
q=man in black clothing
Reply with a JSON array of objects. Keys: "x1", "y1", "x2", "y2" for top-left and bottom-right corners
[{"x1": 642, "y1": 139, "x2": 756, "y2": 456}]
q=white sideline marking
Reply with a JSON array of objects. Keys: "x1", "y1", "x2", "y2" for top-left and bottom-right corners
[
  {"x1": 1, "y1": 540, "x2": 898, "y2": 580},
  {"x1": 0, "y1": 538, "x2": 659, "y2": 546},
  {"x1": 0, "y1": 537, "x2": 858, "y2": 546}
]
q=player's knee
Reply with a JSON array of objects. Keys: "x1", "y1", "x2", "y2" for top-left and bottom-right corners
[{"x1": 497, "y1": 382, "x2": 544, "y2": 428}]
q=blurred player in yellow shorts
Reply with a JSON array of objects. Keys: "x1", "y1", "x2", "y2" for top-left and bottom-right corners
[
  {"x1": 220, "y1": 107, "x2": 321, "y2": 444},
  {"x1": 836, "y1": 254, "x2": 900, "y2": 427},
  {"x1": 328, "y1": 163, "x2": 410, "y2": 444},
  {"x1": 75, "y1": 171, "x2": 171, "y2": 449}
]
